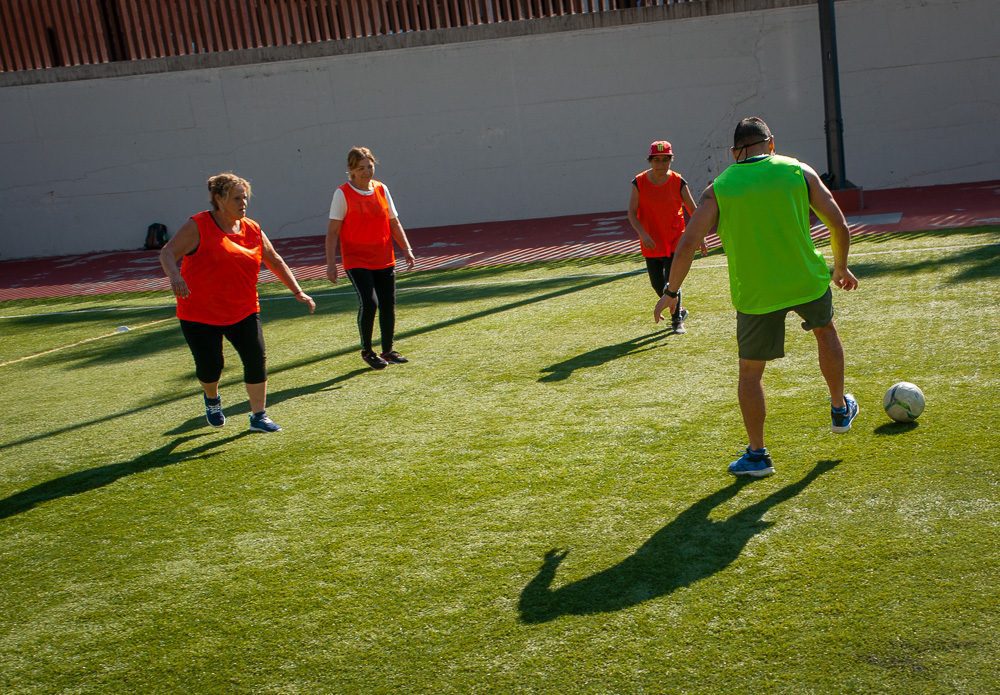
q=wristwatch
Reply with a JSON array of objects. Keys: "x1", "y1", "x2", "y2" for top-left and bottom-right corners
[{"x1": 663, "y1": 287, "x2": 679, "y2": 298}]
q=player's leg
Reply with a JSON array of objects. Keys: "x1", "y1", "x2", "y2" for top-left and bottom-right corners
[
  {"x1": 371, "y1": 267, "x2": 403, "y2": 361},
  {"x1": 645, "y1": 257, "x2": 668, "y2": 296},
  {"x1": 814, "y1": 323, "x2": 859, "y2": 432},
  {"x1": 738, "y1": 358, "x2": 767, "y2": 451},
  {"x1": 179, "y1": 318, "x2": 227, "y2": 427},
  {"x1": 795, "y1": 289, "x2": 858, "y2": 432},
  {"x1": 223, "y1": 313, "x2": 279, "y2": 432},
  {"x1": 662, "y1": 254, "x2": 687, "y2": 330},
  {"x1": 346, "y1": 268, "x2": 388, "y2": 369},
  {"x1": 728, "y1": 309, "x2": 786, "y2": 476},
  {"x1": 730, "y1": 358, "x2": 774, "y2": 477},
  {"x1": 813, "y1": 322, "x2": 845, "y2": 407}
]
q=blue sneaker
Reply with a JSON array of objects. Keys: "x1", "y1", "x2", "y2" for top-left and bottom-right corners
[
  {"x1": 204, "y1": 394, "x2": 225, "y2": 427},
  {"x1": 249, "y1": 411, "x2": 282, "y2": 433},
  {"x1": 728, "y1": 447, "x2": 775, "y2": 477},
  {"x1": 831, "y1": 394, "x2": 859, "y2": 433}
]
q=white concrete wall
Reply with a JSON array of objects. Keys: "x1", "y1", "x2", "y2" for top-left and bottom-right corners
[{"x1": 1, "y1": 0, "x2": 997, "y2": 259}]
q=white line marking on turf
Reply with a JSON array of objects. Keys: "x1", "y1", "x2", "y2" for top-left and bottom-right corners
[
  {"x1": 1, "y1": 241, "x2": 996, "y2": 322},
  {"x1": 825, "y1": 241, "x2": 998, "y2": 260},
  {"x1": 0, "y1": 318, "x2": 173, "y2": 368}
]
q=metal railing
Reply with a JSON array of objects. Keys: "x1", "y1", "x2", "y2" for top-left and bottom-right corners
[{"x1": 0, "y1": 0, "x2": 697, "y2": 72}]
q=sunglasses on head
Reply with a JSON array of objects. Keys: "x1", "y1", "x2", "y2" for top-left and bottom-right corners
[{"x1": 732, "y1": 137, "x2": 771, "y2": 151}]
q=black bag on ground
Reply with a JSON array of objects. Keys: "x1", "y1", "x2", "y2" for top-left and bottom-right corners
[{"x1": 144, "y1": 223, "x2": 169, "y2": 249}]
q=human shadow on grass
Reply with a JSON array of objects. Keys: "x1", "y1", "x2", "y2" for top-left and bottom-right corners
[
  {"x1": 163, "y1": 368, "x2": 370, "y2": 435},
  {"x1": 518, "y1": 459, "x2": 840, "y2": 624},
  {"x1": 539, "y1": 331, "x2": 670, "y2": 382},
  {"x1": 2, "y1": 273, "x2": 625, "y2": 453},
  {"x1": 0, "y1": 432, "x2": 248, "y2": 520},
  {"x1": 12, "y1": 264, "x2": 637, "y2": 371}
]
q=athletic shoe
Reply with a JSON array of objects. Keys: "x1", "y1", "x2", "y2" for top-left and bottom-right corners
[
  {"x1": 728, "y1": 446, "x2": 775, "y2": 477},
  {"x1": 361, "y1": 349, "x2": 389, "y2": 370},
  {"x1": 831, "y1": 393, "x2": 860, "y2": 433},
  {"x1": 380, "y1": 350, "x2": 409, "y2": 364},
  {"x1": 672, "y1": 308, "x2": 689, "y2": 334},
  {"x1": 204, "y1": 394, "x2": 225, "y2": 427},
  {"x1": 249, "y1": 411, "x2": 282, "y2": 433}
]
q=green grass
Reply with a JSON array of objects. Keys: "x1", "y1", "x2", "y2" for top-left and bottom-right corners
[{"x1": 1, "y1": 228, "x2": 997, "y2": 693}]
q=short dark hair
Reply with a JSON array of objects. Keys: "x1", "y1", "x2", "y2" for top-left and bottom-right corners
[{"x1": 733, "y1": 117, "x2": 772, "y2": 148}]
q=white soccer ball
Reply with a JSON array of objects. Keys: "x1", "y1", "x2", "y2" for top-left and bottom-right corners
[{"x1": 883, "y1": 382, "x2": 925, "y2": 423}]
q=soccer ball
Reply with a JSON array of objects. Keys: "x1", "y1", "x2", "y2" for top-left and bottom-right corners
[{"x1": 883, "y1": 382, "x2": 925, "y2": 423}]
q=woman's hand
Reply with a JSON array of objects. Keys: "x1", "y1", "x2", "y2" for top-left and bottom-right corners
[
  {"x1": 169, "y1": 276, "x2": 190, "y2": 299},
  {"x1": 159, "y1": 220, "x2": 199, "y2": 299},
  {"x1": 403, "y1": 248, "x2": 416, "y2": 270},
  {"x1": 295, "y1": 291, "x2": 316, "y2": 314},
  {"x1": 699, "y1": 241, "x2": 710, "y2": 257},
  {"x1": 326, "y1": 263, "x2": 339, "y2": 284}
]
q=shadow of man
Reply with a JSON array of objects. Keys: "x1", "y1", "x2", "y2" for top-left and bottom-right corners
[
  {"x1": 539, "y1": 331, "x2": 669, "y2": 383},
  {"x1": 518, "y1": 459, "x2": 840, "y2": 623},
  {"x1": 0, "y1": 432, "x2": 248, "y2": 520}
]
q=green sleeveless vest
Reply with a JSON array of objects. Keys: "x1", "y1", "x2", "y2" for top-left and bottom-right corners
[{"x1": 713, "y1": 154, "x2": 830, "y2": 314}]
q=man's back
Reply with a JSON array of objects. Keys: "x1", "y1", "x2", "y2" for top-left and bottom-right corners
[{"x1": 714, "y1": 154, "x2": 830, "y2": 314}]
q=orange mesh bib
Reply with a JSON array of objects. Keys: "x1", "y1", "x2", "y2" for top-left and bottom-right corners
[
  {"x1": 339, "y1": 182, "x2": 395, "y2": 270},
  {"x1": 635, "y1": 170, "x2": 686, "y2": 257},
  {"x1": 176, "y1": 211, "x2": 262, "y2": 325}
]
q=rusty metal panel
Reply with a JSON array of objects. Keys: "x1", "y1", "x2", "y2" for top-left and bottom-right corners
[
  {"x1": 287, "y1": 0, "x2": 304, "y2": 43},
  {"x1": 1, "y1": 0, "x2": 698, "y2": 72},
  {"x1": 21, "y1": 0, "x2": 49, "y2": 67},
  {"x1": 237, "y1": 0, "x2": 255, "y2": 48}
]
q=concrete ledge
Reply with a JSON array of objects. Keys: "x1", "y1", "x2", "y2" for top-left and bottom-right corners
[{"x1": 0, "y1": 0, "x2": 814, "y2": 87}]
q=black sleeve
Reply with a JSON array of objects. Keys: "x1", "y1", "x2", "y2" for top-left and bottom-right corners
[{"x1": 632, "y1": 177, "x2": 639, "y2": 189}]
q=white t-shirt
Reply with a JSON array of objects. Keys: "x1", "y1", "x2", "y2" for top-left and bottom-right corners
[{"x1": 328, "y1": 182, "x2": 399, "y2": 221}]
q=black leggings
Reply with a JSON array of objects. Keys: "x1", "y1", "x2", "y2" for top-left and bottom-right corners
[
  {"x1": 645, "y1": 256, "x2": 683, "y2": 318},
  {"x1": 346, "y1": 266, "x2": 396, "y2": 352},
  {"x1": 179, "y1": 313, "x2": 267, "y2": 384}
]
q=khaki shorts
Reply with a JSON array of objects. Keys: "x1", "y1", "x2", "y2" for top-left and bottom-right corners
[{"x1": 736, "y1": 288, "x2": 834, "y2": 361}]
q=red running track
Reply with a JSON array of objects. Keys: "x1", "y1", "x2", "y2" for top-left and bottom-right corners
[{"x1": 1, "y1": 180, "x2": 997, "y2": 302}]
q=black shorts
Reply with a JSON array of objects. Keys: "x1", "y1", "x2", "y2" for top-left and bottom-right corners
[{"x1": 736, "y1": 288, "x2": 834, "y2": 361}]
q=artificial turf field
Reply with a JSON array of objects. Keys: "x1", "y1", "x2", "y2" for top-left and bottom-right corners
[{"x1": 1, "y1": 227, "x2": 997, "y2": 693}]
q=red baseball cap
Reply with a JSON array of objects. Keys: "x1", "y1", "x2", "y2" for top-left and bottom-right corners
[{"x1": 648, "y1": 141, "x2": 674, "y2": 156}]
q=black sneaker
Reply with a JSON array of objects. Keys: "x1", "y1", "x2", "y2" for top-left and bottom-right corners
[
  {"x1": 249, "y1": 411, "x2": 281, "y2": 433},
  {"x1": 672, "y1": 308, "x2": 689, "y2": 334},
  {"x1": 204, "y1": 394, "x2": 225, "y2": 427},
  {"x1": 361, "y1": 349, "x2": 389, "y2": 370},
  {"x1": 380, "y1": 350, "x2": 409, "y2": 364}
]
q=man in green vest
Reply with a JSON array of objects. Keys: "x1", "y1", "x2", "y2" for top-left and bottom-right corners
[{"x1": 654, "y1": 117, "x2": 859, "y2": 477}]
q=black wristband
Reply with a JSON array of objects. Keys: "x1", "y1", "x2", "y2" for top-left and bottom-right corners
[{"x1": 663, "y1": 287, "x2": 679, "y2": 298}]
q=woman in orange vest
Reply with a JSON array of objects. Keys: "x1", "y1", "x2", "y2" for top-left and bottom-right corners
[
  {"x1": 325, "y1": 147, "x2": 416, "y2": 370},
  {"x1": 160, "y1": 172, "x2": 315, "y2": 432},
  {"x1": 627, "y1": 140, "x2": 707, "y2": 334}
]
